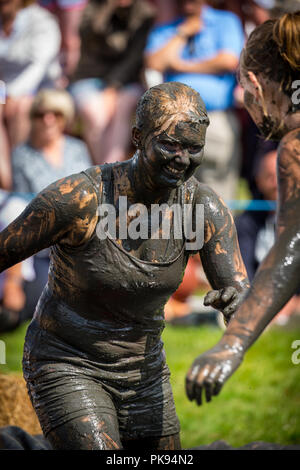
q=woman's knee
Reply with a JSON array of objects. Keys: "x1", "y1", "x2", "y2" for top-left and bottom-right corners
[{"x1": 47, "y1": 412, "x2": 122, "y2": 450}]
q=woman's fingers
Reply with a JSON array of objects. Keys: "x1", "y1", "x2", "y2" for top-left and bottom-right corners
[
  {"x1": 195, "y1": 384, "x2": 203, "y2": 406},
  {"x1": 221, "y1": 287, "x2": 237, "y2": 303},
  {"x1": 223, "y1": 298, "x2": 239, "y2": 316},
  {"x1": 204, "y1": 287, "x2": 238, "y2": 309},
  {"x1": 186, "y1": 347, "x2": 244, "y2": 406},
  {"x1": 186, "y1": 362, "x2": 224, "y2": 405},
  {"x1": 212, "y1": 374, "x2": 224, "y2": 397},
  {"x1": 203, "y1": 290, "x2": 221, "y2": 306},
  {"x1": 185, "y1": 363, "x2": 200, "y2": 401},
  {"x1": 203, "y1": 365, "x2": 223, "y2": 402}
]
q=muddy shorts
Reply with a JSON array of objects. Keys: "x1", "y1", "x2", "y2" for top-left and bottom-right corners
[{"x1": 23, "y1": 321, "x2": 180, "y2": 448}]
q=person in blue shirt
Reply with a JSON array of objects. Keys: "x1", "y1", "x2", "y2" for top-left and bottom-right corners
[{"x1": 145, "y1": 0, "x2": 245, "y2": 202}]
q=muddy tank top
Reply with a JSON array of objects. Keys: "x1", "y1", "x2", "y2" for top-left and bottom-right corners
[{"x1": 33, "y1": 164, "x2": 192, "y2": 374}]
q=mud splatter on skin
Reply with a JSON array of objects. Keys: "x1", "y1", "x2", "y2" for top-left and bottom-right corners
[
  {"x1": 1, "y1": 82, "x2": 250, "y2": 448},
  {"x1": 243, "y1": 90, "x2": 286, "y2": 141},
  {"x1": 259, "y1": 114, "x2": 286, "y2": 141},
  {"x1": 243, "y1": 90, "x2": 254, "y2": 108}
]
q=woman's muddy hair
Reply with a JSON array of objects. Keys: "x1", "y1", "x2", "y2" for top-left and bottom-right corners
[
  {"x1": 240, "y1": 11, "x2": 300, "y2": 101},
  {"x1": 135, "y1": 82, "x2": 209, "y2": 138}
]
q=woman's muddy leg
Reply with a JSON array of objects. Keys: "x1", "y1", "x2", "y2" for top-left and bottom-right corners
[
  {"x1": 47, "y1": 412, "x2": 122, "y2": 450},
  {"x1": 23, "y1": 359, "x2": 123, "y2": 450}
]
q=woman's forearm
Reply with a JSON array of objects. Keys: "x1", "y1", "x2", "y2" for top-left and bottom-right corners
[
  {"x1": 222, "y1": 134, "x2": 300, "y2": 351},
  {"x1": 221, "y1": 224, "x2": 300, "y2": 351}
]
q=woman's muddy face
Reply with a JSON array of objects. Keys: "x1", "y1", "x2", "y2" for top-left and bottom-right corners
[
  {"x1": 239, "y1": 70, "x2": 265, "y2": 131},
  {"x1": 239, "y1": 69, "x2": 285, "y2": 141},
  {"x1": 142, "y1": 115, "x2": 207, "y2": 188}
]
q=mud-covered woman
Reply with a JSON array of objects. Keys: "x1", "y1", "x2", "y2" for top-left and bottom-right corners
[
  {"x1": 0, "y1": 82, "x2": 250, "y2": 450},
  {"x1": 185, "y1": 12, "x2": 300, "y2": 406}
]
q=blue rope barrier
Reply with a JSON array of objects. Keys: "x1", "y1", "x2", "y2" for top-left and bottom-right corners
[{"x1": 227, "y1": 200, "x2": 276, "y2": 211}]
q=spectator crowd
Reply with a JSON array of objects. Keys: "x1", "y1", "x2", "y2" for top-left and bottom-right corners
[{"x1": 1, "y1": 0, "x2": 300, "y2": 332}]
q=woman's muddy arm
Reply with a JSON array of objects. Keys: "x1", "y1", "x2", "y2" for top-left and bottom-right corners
[
  {"x1": 186, "y1": 133, "x2": 300, "y2": 405},
  {"x1": 221, "y1": 131, "x2": 300, "y2": 348},
  {"x1": 0, "y1": 172, "x2": 98, "y2": 273},
  {"x1": 198, "y1": 186, "x2": 250, "y2": 320}
]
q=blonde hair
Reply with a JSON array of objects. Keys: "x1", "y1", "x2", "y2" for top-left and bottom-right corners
[
  {"x1": 274, "y1": 11, "x2": 300, "y2": 71},
  {"x1": 30, "y1": 89, "x2": 75, "y2": 125},
  {"x1": 240, "y1": 11, "x2": 300, "y2": 99}
]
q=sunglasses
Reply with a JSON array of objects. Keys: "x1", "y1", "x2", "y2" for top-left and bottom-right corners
[{"x1": 32, "y1": 110, "x2": 64, "y2": 119}]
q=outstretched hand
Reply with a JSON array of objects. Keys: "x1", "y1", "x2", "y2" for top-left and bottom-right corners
[
  {"x1": 204, "y1": 286, "x2": 244, "y2": 325},
  {"x1": 185, "y1": 343, "x2": 244, "y2": 405}
]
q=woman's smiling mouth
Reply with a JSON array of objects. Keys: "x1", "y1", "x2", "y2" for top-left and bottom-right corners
[
  {"x1": 163, "y1": 159, "x2": 189, "y2": 178},
  {"x1": 164, "y1": 164, "x2": 185, "y2": 176}
]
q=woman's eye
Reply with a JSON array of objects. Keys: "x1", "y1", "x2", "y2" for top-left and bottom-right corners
[
  {"x1": 161, "y1": 142, "x2": 178, "y2": 152},
  {"x1": 188, "y1": 146, "x2": 202, "y2": 154}
]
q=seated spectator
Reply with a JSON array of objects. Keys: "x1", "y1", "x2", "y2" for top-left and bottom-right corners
[
  {"x1": 69, "y1": 0, "x2": 156, "y2": 164},
  {"x1": 235, "y1": 143, "x2": 300, "y2": 325},
  {"x1": 38, "y1": 0, "x2": 88, "y2": 82},
  {"x1": 12, "y1": 88, "x2": 91, "y2": 195},
  {"x1": 0, "y1": 0, "x2": 62, "y2": 190},
  {"x1": 145, "y1": 0, "x2": 245, "y2": 202}
]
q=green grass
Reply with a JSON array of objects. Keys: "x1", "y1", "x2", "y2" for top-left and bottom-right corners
[
  {"x1": 236, "y1": 177, "x2": 252, "y2": 202},
  {"x1": 163, "y1": 323, "x2": 300, "y2": 448},
  {"x1": 1, "y1": 321, "x2": 300, "y2": 448},
  {"x1": 0, "y1": 322, "x2": 29, "y2": 374}
]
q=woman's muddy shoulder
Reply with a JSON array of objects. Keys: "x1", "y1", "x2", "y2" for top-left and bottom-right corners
[
  {"x1": 189, "y1": 176, "x2": 227, "y2": 208},
  {"x1": 279, "y1": 128, "x2": 300, "y2": 151}
]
